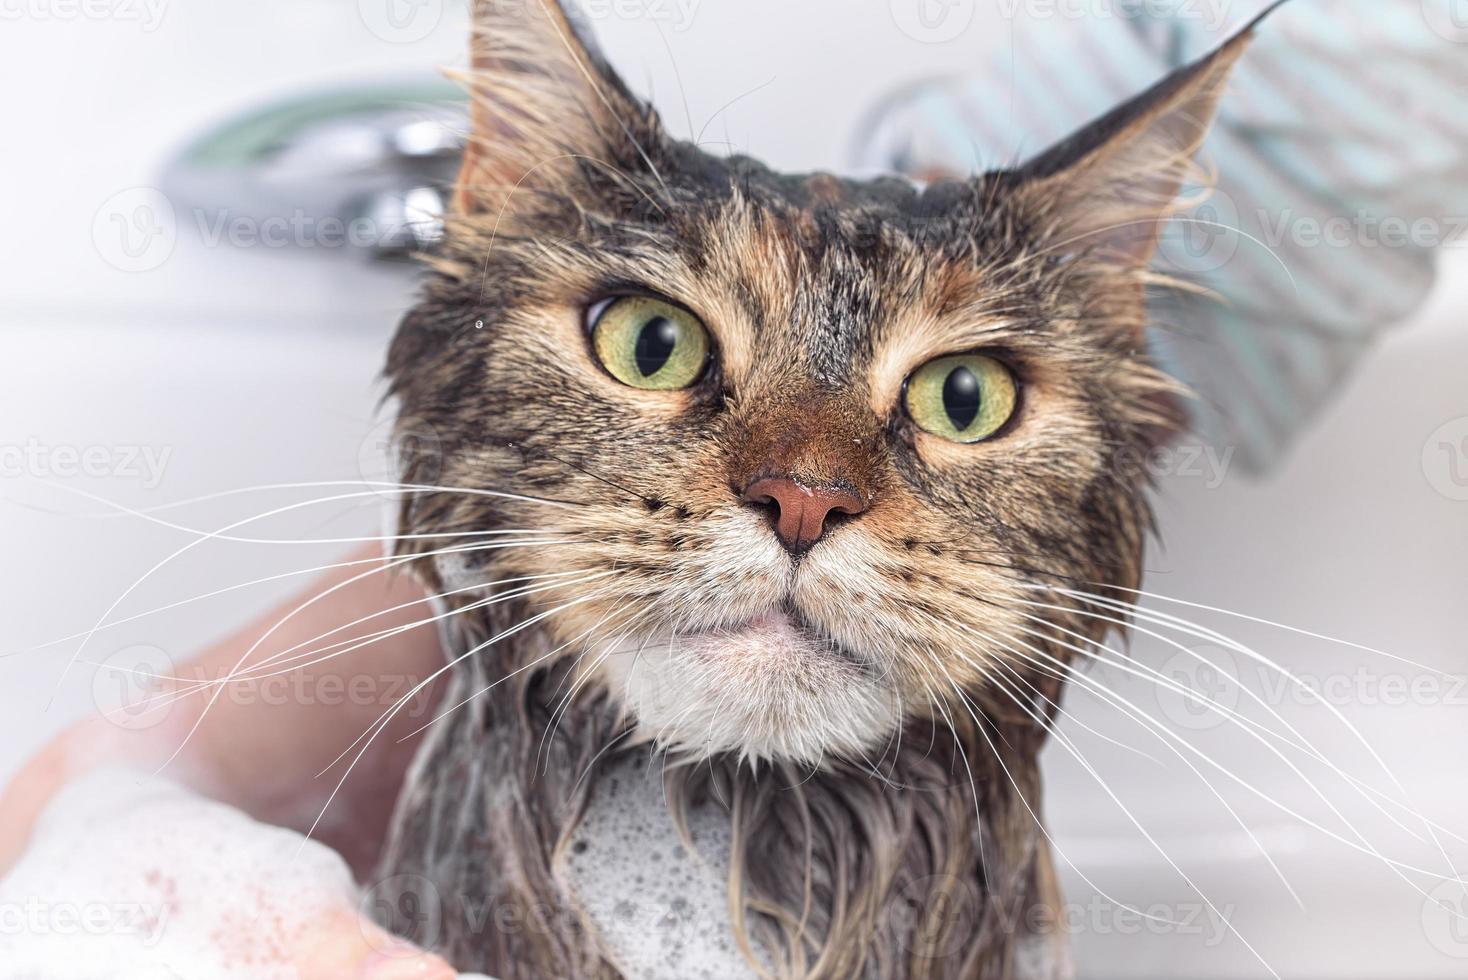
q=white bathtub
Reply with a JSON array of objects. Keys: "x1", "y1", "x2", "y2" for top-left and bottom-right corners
[
  {"x1": 3, "y1": 2, "x2": 1466, "y2": 976},
  {"x1": 5, "y1": 229, "x2": 1466, "y2": 977}
]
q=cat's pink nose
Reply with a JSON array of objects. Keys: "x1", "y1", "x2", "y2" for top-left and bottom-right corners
[{"x1": 741, "y1": 476, "x2": 867, "y2": 554}]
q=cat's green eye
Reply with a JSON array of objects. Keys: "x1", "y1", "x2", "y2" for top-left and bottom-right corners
[
  {"x1": 904, "y1": 354, "x2": 1018, "y2": 443},
  {"x1": 590, "y1": 296, "x2": 710, "y2": 390}
]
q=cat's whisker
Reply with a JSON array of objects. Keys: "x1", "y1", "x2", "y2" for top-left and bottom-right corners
[
  {"x1": 694, "y1": 74, "x2": 775, "y2": 149},
  {"x1": 5, "y1": 536, "x2": 533, "y2": 658},
  {"x1": 857, "y1": 683, "x2": 910, "y2": 788},
  {"x1": 33, "y1": 478, "x2": 582, "y2": 520},
  {"x1": 1016, "y1": 603, "x2": 1323, "y2": 752},
  {"x1": 239, "y1": 566, "x2": 594, "y2": 676},
  {"x1": 569, "y1": 725, "x2": 638, "y2": 800},
  {"x1": 142, "y1": 569, "x2": 605, "y2": 700},
  {"x1": 1020, "y1": 593, "x2": 1408, "y2": 780},
  {"x1": 539, "y1": 606, "x2": 659, "y2": 772},
  {"x1": 1010, "y1": 608, "x2": 1420, "y2": 841},
  {"x1": 1006, "y1": 212, "x2": 1300, "y2": 299},
  {"x1": 961, "y1": 620, "x2": 1306, "y2": 910},
  {"x1": 900, "y1": 656, "x2": 987, "y2": 869},
  {"x1": 961, "y1": 626, "x2": 1164, "y2": 767},
  {"x1": 50, "y1": 481, "x2": 582, "y2": 705},
  {"x1": 847, "y1": 747, "x2": 913, "y2": 794},
  {"x1": 1044, "y1": 590, "x2": 1462, "y2": 876},
  {"x1": 396, "y1": 596, "x2": 629, "y2": 747},
  {"x1": 648, "y1": 18, "x2": 695, "y2": 145},
  {"x1": 1018, "y1": 626, "x2": 1468, "y2": 930},
  {"x1": 958, "y1": 663, "x2": 1282, "y2": 976},
  {"x1": 504, "y1": 439, "x2": 668, "y2": 510},
  {"x1": 148, "y1": 541, "x2": 591, "y2": 771},
  {"x1": 344, "y1": 582, "x2": 617, "y2": 775},
  {"x1": 1019, "y1": 589, "x2": 1463, "y2": 870},
  {"x1": 924, "y1": 655, "x2": 1233, "y2": 948},
  {"x1": 72, "y1": 562, "x2": 531, "y2": 721},
  {"x1": 106, "y1": 567, "x2": 607, "y2": 726},
  {"x1": 1039, "y1": 581, "x2": 1451, "y2": 680},
  {"x1": 1067, "y1": 625, "x2": 1468, "y2": 914},
  {"x1": 648, "y1": 695, "x2": 707, "y2": 773},
  {"x1": 947, "y1": 653, "x2": 1265, "y2": 947},
  {"x1": 296, "y1": 583, "x2": 619, "y2": 854},
  {"x1": 1005, "y1": 612, "x2": 1467, "y2": 898}
]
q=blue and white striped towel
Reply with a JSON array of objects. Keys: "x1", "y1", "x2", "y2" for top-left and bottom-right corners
[{"x1": 854, "y1": 0, "x2": 1468, "y2": 471}]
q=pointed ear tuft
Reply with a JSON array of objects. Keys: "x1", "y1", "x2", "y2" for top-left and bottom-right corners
[
  {"x1": 451, "y1": 0, "x2": 660, "y2": 215},
  {"x1": 1011, "y1": 11, "x2": 1270, "y2": 267}
]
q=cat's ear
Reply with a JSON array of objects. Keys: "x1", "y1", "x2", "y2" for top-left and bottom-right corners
[
  {"x1": 1010, "y1": 13, "x2": 1266, "y2": 267},
  {"x1": 451, "y1": 0, "x2": 661, "y2": 214}
]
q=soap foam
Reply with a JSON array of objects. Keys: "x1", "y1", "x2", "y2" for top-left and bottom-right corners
[
  {"x1": 0, "y1": 768, "x2": 494, "y2": 979},
  {"x1": 561, "y1": 754, "x2": 761, "y2": 980}
]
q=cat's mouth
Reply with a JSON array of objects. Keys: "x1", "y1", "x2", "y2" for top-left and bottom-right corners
[
  {"x1": 698, "y1": 602, "x2": 864, "y2": 667},
  {"x1": 596, "y1": 595, "x2": 898, "y2": 762}
]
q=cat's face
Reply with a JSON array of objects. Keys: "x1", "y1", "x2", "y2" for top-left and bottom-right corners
[{"x1": 388, "y1": 0, "x2": 1248, "y2": 764}]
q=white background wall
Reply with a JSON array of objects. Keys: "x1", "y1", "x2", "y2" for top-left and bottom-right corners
[{"x1": 2, "y1": 2, "x2": 1467, "y2": 977}]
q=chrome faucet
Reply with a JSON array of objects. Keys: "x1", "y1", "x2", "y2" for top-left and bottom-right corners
[{"x1": 161, "y1": 83, "x2": 468, "y2": 258}]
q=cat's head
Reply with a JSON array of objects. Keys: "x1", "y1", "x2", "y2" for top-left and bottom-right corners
[{"x1": 387, "y1": 0, "x2": 1254, "y2": 764}]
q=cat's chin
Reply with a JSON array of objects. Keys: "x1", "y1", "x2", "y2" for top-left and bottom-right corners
[{"x1": 595, "y1": 609, "x2": 900, "y2": 765}]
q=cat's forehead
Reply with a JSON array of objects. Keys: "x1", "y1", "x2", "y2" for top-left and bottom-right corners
[{"x1": 654, "y1": 161, "x2": 1018, "y2": 388}]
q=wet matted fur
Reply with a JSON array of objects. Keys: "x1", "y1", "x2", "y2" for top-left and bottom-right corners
[{"x1": 372, "y1": 2, "x2": 1267, "y2": 976}]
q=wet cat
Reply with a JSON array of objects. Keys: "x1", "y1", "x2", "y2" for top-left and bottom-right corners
[{"x1": 372, "y1": 2, "x2": 1265, "y2": 976}]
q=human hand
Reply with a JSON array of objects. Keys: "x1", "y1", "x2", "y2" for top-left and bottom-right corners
[{"x1": 0, "y1": 768, "x2": 462, "y2": 980}]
